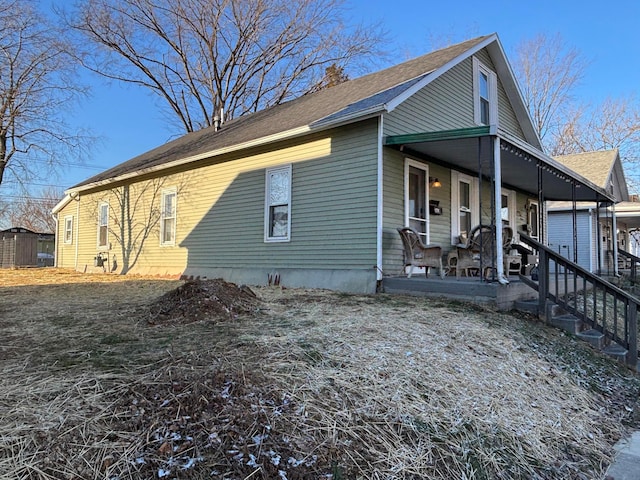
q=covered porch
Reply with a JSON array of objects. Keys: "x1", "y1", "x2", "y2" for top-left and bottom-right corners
[{"x1": 384, "y1": 126, "x2": 615, "y2": 308}]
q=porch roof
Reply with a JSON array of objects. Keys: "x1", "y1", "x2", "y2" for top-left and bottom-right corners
[{"x1": 385, "y1": 127, "x2": 614, "y2": 202}]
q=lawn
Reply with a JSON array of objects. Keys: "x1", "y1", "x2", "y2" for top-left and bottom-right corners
[{"x1": 1, "y1": 268, "x2": 639, "y2": 479}]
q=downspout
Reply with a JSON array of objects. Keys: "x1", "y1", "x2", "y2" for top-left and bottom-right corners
[
  {"x1": 493, "y1": 135, "x2": 508, "y2": 284},
  {"x1": 596, "y1": 202, "x2": 602, "y2": 274},
  {"x1": 376, "y1": 115, "x2": 384, "y2": 285},
  {"x1": 52, "y1": 213, "x2": 59, "y2": 267},
  {"x1": 572, "y1": 181, "x2": 578, "y2": 263},
  {"x1": 612, "y1": 202, "x2": 619, "y2": 276},
  {"x1": 588, "y1": 207, "x2": 594, "y2": 272},
  {"x1": 74, "y1": 193, "x2": 80, "y2": 270}
]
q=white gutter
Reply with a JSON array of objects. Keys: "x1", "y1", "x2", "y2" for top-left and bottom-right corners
[
  {"x1": 493, "y1": 134, "x2": 508, "y2": 284},
  {"x1": 52, "y1": 214, "x2": 59, "y2": 268},
  {"x1": 500, "y1": 130, "x2": 613, "y2": 201},
  {"x1": 68, "y1": 125, "x2": 312, "y2": 194}
]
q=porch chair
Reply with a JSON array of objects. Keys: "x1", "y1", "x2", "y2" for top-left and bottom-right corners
[
  {"x1": 454, "y1": 225, "x2": 516, "y2": 278},
  {"x1": 397, "y1": 227, "x2": 445, "y2": 279}
]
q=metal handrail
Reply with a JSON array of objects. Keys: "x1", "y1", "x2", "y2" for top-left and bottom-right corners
[{"x1": 520, "y1": 232, "x2": 638, "y2": 368}]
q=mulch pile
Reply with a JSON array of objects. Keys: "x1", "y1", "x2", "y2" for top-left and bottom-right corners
[{"x1": 148, "y1": 278, "x2": 261, "y2": 324}]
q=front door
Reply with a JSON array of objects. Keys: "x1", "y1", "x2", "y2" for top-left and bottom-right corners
[{"x1": 405, "y1": 160, "x2": 429, "y2": 243}]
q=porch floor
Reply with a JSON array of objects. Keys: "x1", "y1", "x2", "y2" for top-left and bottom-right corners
[{"x1": 382, "y1": 273, "x2": 537, "y2": 310}]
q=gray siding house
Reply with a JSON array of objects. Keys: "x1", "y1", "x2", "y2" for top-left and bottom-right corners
[
  {"x1": 53, "y1": 34, "x2": 612, "y2": 295},
  {"x1": 549, "y1": 150, "x2": 633, "y2": 274}
]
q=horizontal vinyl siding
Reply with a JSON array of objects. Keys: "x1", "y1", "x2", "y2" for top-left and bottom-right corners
[
  {"x1": 72, "y1": 120, "x2": 380, "y2": 276},
  {"x1": 384, "y1": 57, "x2": 475, "y2": 136},
  {"x1": 381, "y1": 149, "x2": 452, "y2": 275},
  {"x1": 382, "y1": 149, "x2": 405, "y2": 275},
  {"x1": 385, "y1": 49, "x2": 526, "y2": 142},
  {"x1": 184, "y1": 121, "x2": 379, "y2": 270},
  {"x1": 55, "y1": 202, "x2": 77, "y2": 268},
  {"x1": 548, "y1": 211, "x2": 591, "y2": 270}
]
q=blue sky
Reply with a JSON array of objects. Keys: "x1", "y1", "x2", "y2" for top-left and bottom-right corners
[{"x1": 58, "y1": 0, "x2": 640, "y2": 190}]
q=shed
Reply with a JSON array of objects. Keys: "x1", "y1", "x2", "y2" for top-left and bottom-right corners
[{"x1": 0, "y1": 227, "x2": 39, "y2": 268}]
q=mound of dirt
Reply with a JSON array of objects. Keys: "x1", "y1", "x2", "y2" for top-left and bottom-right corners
[{"x1": 148, "y1": 278, "x2": 261, "y2": 324}]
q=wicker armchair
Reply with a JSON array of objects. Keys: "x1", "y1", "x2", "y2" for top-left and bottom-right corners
[
  {"x1": 454, "y1": 225, "x2": 514, "y2": 278},
  {"x1": 397, "y1": 227, "x2": 444, "y2": 278}
]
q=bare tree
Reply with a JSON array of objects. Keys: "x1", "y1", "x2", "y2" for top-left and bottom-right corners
[
  {"x1": 552, "y1": 96, "x2": 640, "y2": 190},
  {"x1": 0, "y1": 0, "x2": 87, "y2": 189},
  {"x1": 7, "y1": 187, "x2": 62, "y2": 233},
  {"x1": 66, "y1": 0, "x2": 385, "y2": 133},
  {"x1": 511, "y1": 33, "x2": 590, "y2": 146}
]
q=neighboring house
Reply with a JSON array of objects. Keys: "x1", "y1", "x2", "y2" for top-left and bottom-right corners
[
  {"x1": 52, "y1": 33, "x2": 612, "y2": 295},
  {"x1": 548, "y1": 149, "x2": 635, "y2": 275}
]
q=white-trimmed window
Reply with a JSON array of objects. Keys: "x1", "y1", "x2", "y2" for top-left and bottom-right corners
[
  {"x1": 501, "y1": 188, "x2": 517, "y2": 228},
  {"x1": 97, "y1": 202, "x2": 109, "y2": 249},
  {"x1": 527, "y1": 199, "x2": 540, "y2": 241},
  {"x1": 265, "y1": 165, "x2": 291, "y2": 242},
  {"x1": 450, "y1": 171, "x2": 479, "y2": 244},
  {"x1": 473, "y1": 57, "x2": 497, "y2": 126},
  {"x1": 64, "y1": 216, "x2": 73, "y2": 244},
  {"x1": 160, "y1": 189, "x2": 177, "y2": 246}
]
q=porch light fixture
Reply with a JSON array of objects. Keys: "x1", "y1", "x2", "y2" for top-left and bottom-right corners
[{"x1": 429, "y1": 177, "x2": 442, "y2": 188}]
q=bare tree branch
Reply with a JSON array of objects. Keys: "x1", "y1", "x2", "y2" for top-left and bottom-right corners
[
  {"x1": 0, "y1": 0, "x2": 88, "y2": 189},
  {"x1": 65, "y1": 0, "x2": 386, "y2": 133},
  {"x1": 512, "y1": 33, "x2": 590, "y2": 145},
  {"x1": 6, "y1": 186, "x2": 62, "y2": 232}
]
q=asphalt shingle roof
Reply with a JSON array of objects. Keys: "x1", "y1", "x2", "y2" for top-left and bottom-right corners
[
  {"x1": 553, "y1": 150, "x2": 619, "y2": 189},
  {"x1": 73, "y1": 35, "x2": 493, "y2": 189}
]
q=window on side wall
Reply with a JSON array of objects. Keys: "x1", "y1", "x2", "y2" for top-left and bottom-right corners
[
  {"x1": 160, "y1": 189, "x2": 177, "y2": 246},
  {"x1": 265, "y1": 165, "x2": 291, "y2": 242},
  {"x1": 527, "y1": 200, "x2": 540, "y2": 241},
  {"x1": 64, "y1": 216, "x2": 73, "y2": 244},
  {"x1": 97, "y1": 203, "x2": 109, "y2": 249},
  {"x1": 451, "y1": 171, "x2": 478, "y2": 245},
  {"x1": 473, "y1": 57, "x2": 497, "y2": 126}
]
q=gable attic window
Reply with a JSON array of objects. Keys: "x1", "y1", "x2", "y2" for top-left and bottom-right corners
[
  {"x1": 97, "y1": 202, "x2": 109, "y2": 249},
  {"x1": 473, "y1": 57, "x2": 497, "y2": 126},
  {"x1": 265, "y1": 165, "x2": 291, "y2": 242},
  {"x1": 64, "y1": 215, "x2": 73, "y2": 244},
  {"x1": 160, "y1": 189, "x2": 177, "y2": 246}
]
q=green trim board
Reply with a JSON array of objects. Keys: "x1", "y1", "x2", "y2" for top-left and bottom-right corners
[{"x1": 384, "y1": 126, "x2": 492, "y2": 146}]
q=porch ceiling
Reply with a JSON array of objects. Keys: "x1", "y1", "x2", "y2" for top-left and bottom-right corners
[
  {"x1": 385, "y1": 128, "x2": 613, "y2": 202},
  {"x1": 611, "y1": 203, "x2": 640, "y2": 230}
]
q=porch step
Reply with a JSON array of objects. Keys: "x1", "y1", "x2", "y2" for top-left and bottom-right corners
[
  {"x1": 514, "y1": 299, "x2": 539, "y2": 315},
  {"x1": 550, "y1": 313, "x2": 582, "y2": 334},
  {"x1": 603, "y1": 344, "x2": 629, "y2": 364},
  {"x1": 576, "y1": 329, "x2": 605, "y2": 350}
]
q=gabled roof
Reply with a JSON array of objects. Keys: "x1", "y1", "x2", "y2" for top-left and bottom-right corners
[
  {"x1": 69, "y1": 33, "x2": 537, "y2": 192},
  {"x1": 554, "y1": 149, "x2": 628, "y2": 201}
]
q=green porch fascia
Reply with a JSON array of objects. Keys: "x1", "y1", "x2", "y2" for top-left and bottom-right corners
[{"x1": 384, "y1": 126, "x2": 492, "y2": 146}]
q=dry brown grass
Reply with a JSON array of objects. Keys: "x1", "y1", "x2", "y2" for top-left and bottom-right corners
[{"x1": 1, "y1": 268, "x2": 639, "y2": 479}]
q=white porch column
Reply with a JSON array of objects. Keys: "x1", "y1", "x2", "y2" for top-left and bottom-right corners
[{"x1": 493, "y1": 137, "x2": 508, "y2": 284}]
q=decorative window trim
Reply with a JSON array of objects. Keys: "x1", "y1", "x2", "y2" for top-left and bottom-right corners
[
  {"x1": 472, "y1": 57, "x2": 498, "y2": 127},
  {"x1": 264, "y1": 164, "x2": 292, "y2": 243},
  {"x1": 63, "y1": 215, "x2": 73, "y2": 244},
  {"x1": 160, "y1": 188, "x2": 177, "y2": 246},
  {"x1": 450, "y1": 171, "x2": 479, "y2": 245},
  {"x1": 97, "y1": 202, "x2": 109, "y2": 249}
]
